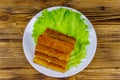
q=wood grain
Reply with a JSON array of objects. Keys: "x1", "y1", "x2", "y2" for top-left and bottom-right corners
[{"x1": 0, "y1": 0, "x2": 120, "y2": 80}]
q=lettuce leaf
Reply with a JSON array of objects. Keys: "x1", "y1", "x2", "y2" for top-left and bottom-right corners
[{"x1": 32, "y1": 8, "x2": 89, "y2": 69}]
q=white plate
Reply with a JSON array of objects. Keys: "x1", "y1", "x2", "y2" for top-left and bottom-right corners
[{"x1": 23, "y1": 6, "x2": 97, "y2": 78}]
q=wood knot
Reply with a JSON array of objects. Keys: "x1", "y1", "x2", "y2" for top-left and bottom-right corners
[
  {"x1": 99, "y1": 6, "x2": 106, "y2": 11},
  {"x1": 0, "y1": 15, "x2": 10, "y2": 21}
]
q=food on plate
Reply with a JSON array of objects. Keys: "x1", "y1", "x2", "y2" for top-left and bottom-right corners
[
  {"x1": 34, "y1": 28, "x2": 76, "y2": 72},
  {"x1": 32, "y1": 8, "x2": 89, "y2": 70}
]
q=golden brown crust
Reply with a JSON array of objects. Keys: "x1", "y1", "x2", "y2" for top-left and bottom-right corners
[
  {"x1": 44, "y1": 28, "x2": 76, "y2": 44},
  {"x1": 38, "y1": 35, "x2": 74, "y2": 53}
]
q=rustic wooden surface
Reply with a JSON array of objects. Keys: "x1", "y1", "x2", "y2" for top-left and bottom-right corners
[{"x1": 0, "y1": 0, "x2": 120, "y2": 80}]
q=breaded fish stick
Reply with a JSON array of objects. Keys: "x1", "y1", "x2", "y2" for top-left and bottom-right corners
[
  {"x1": 35, "y1": 51, "x2": 67, "y2": 67},
  {"x1": 35, "y1": 44, "x2": 70, "y2": 61},
  {"x1": 44, "y1": 28, "x2": 76, "y2": 44},
  {"x1": 38, "y1": 35, "x2": 74, "y2": 53},
  {"x1": 34, "y1": 57, "x2": 66, "y2": 72}
]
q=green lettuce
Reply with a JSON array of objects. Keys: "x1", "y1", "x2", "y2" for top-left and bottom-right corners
[{"x1": 32, "y1": 8, "x2": 89, "y2": 69}]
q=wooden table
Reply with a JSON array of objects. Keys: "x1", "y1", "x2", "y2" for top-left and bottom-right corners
[{"x1": 0, "y1": 0, "x2": 120, "y2": 80}]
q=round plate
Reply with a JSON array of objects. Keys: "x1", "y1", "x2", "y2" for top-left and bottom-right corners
[{"x1": 23, "y1": 6, "x2": 97, "y2": 78}]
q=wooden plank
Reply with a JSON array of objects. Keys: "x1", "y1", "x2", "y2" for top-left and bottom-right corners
[
  {"x1": 0, "y1": 12, "x2": 119, "y2": 27},
  {"x1": 68, "y1": 0, "x2": 120, "y2": 25},
  {"x1": 0, "y1": 13, "x2": 32, "y2": 28},
  {"x1": 0, "y1": 0, "x2": 119, "y2": 14},
  {"x1": 87, "y1": 58, "x2": 120, "y2": 68},
  {"x1": 0, "y1": 68, "x2": 119, "y2": 80},
  {"x1": 0, "y1": 24, "x2": 120, "y2": 39},
  {"x1": 0, "y1": 41, "x2": 24, "y2": 58},
  {"x1": 0, "y1": 0, "x2": 67, "y2": 13},
  {"x1": 0, "y1": 27, "x2": 23, "y2": 39},
  {"x1": 0, "y1": 0, "x2": 119, "y2": 25},
  {"x1": 0, "y1": 58, "x2": 31, "y2": 69},
  {"x1": 75, "y1": 68, "x2": 120, "y2": 79}
]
